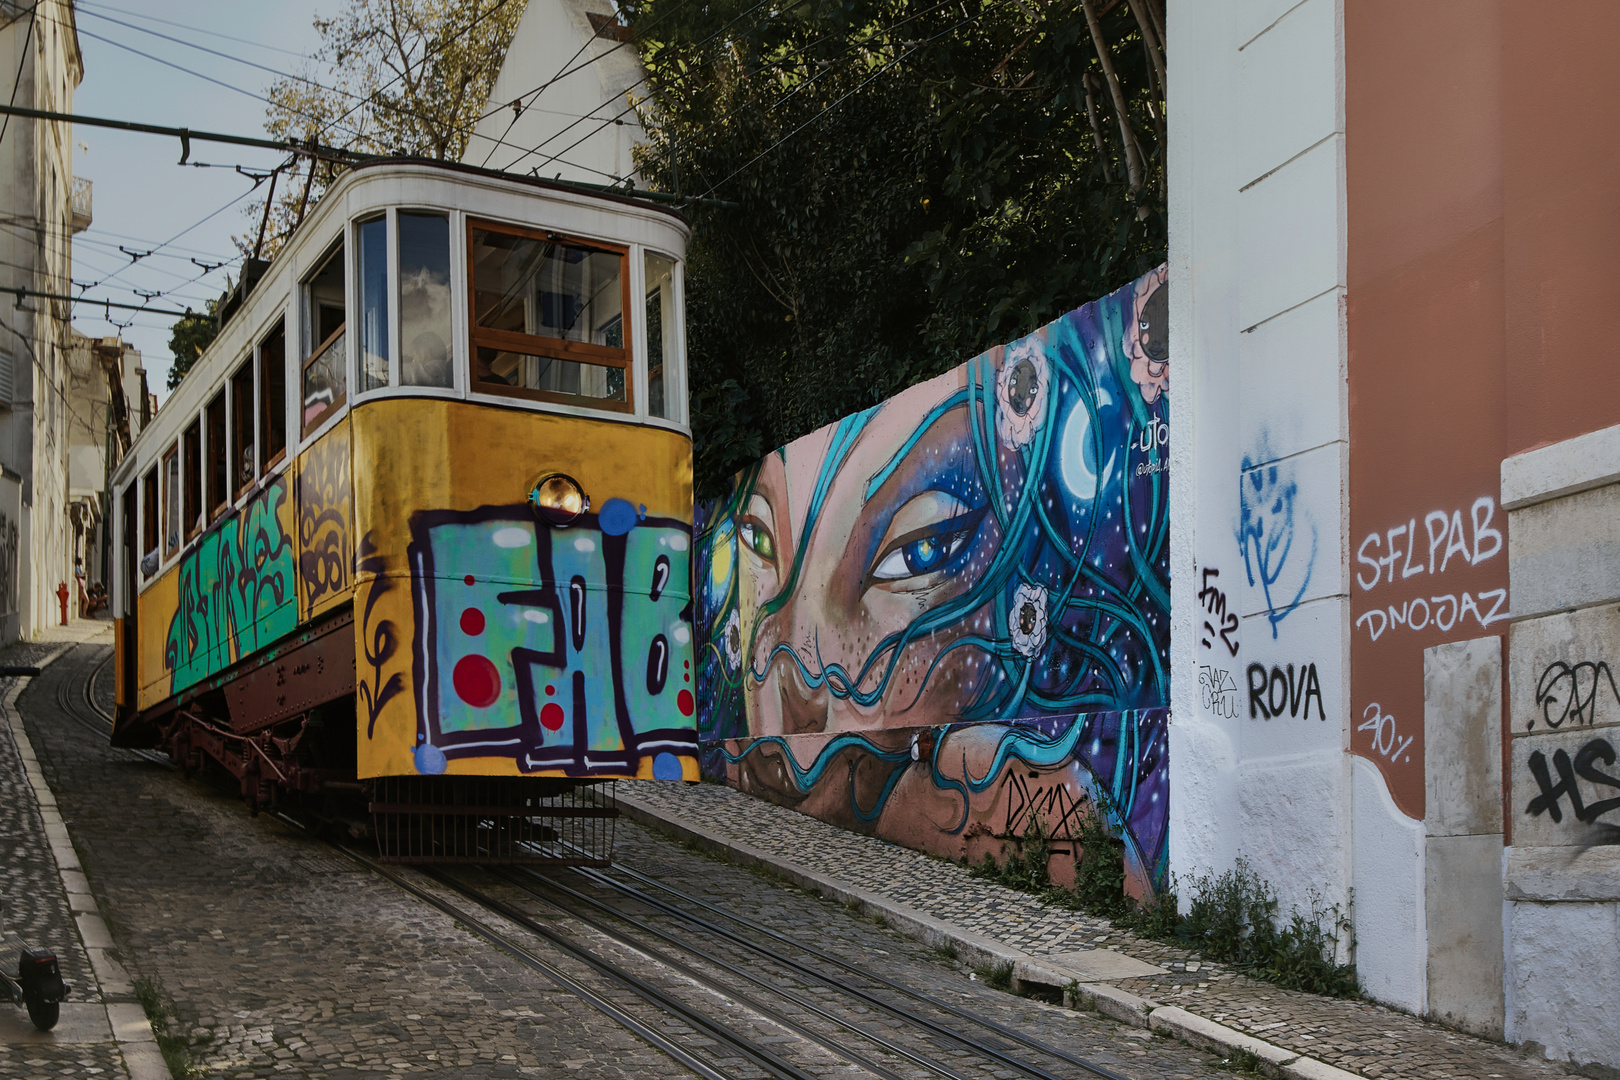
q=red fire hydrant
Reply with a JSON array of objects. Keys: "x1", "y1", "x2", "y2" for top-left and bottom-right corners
[{"x1": 56, "y1": 582, "x2": 69, "y2": 626}]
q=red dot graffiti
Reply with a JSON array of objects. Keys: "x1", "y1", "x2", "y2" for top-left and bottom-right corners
[
  {"x1": 678, "y1": 689, "x2": 694, "y2": 716},
  {"x1": 452, "y1": 654, "x2": 501, "y2": 708},
  {"x1": 540, "y1": 702, "x2": 566, "y2": 730},
  {"x1": 544, "y1": 684, "x2": 555, "y2": 696},
  {"x1": 460, "y1": 608, "x2": 485, "y2": 635}
]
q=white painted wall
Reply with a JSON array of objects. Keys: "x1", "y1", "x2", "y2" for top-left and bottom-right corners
[
  {"x1": 1170, "y1": 0, "x2": 1370, "y2": 981},
  {"x1": 462, "y1": 0, "x2": 648, "y2": 187}
]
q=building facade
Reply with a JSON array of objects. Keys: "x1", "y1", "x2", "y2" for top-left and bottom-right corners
[
  {"x1": 1168, "y1": 0, "x2": 1620, "y2": 1070},
  {"x1": 0, "y1": 0, "x2": 84, "y2": 640}
]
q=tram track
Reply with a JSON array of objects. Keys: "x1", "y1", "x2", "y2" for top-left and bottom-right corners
[{"x1": 50, "y1": 644, "x2": 170, "y2": 769}]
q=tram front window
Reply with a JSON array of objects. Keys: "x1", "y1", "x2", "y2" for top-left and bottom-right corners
[
  {"x1": 645, "y1": 250, "x2": 677, "y2": 421},
  {"x1": 469, "y1": 220, "x2": 630, "y2": 411},
  {"x1": 302, "y1": 241, "x2": 347, "y2": 434},
  {"x1": 399, "y1": 211, "x2": 452, "y2": 388}
]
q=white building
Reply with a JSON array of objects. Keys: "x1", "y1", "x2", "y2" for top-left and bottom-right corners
[
  {"x1": 0, "y1": 0, "x2": 84, "y2": 640},
  {"x1": 460, "y1": 0, "x2": 649, "y2": 187}
]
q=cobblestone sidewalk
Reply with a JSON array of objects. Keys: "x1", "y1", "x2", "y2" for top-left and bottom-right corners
[
  {"x1": 618, "y1": 779, "x2": 1581, "y2": 1080},
  {"x1": 0, "y1": 624, "x2": 143, "y2": 1080}
]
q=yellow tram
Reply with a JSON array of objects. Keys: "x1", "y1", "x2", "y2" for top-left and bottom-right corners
[{"x1": 108, "y1": 160, "x2": 698, "y2": 861}]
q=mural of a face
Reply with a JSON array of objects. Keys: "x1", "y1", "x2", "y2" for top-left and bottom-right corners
[
  {"x1": 694, "y1": 267, "x2": 1172, "y2": 897},
  {"x1": 1126, "y1": 267, "x2": 1169, "y2": 405}
]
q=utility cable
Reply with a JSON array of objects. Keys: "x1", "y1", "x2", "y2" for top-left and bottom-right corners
[{"x1": 0, "y1": 0, "x2": 37, "y2": 149}]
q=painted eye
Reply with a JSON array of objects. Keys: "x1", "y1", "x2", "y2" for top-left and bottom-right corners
[
  {"x1": 867, "y1": 514, "x2": 981, "y2": 584},
  {"x1": 738, "y1": 519, "x2": 776, "y2": 562}
]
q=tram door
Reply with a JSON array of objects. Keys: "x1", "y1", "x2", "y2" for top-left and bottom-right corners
[{"x1": 117, "y1": 480, "x2": 137, "y2": 714}]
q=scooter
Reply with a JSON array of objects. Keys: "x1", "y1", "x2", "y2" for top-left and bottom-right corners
[{"x1": 0, "y1": 902, "x2": 70, "y2": 1031}]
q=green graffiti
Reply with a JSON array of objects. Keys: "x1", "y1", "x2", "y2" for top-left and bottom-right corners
[{"x1": 165, "y1": 478, "x2": 297, "y2": 693}]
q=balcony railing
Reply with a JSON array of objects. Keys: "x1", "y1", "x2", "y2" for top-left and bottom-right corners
[{"x1": 70, "y1": 177, "x2": 92, "y2": 234}]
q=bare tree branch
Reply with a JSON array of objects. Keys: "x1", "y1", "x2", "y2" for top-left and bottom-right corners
[{"x1": 1079, "y1": 0, "x2": 1142, "y2": 193}]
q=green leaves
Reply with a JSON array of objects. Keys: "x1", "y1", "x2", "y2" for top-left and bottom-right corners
[{"x1": 630, "y1": 0, "x2": 1165, "y2": 494}]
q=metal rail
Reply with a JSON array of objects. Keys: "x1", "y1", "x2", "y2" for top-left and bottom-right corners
[
  {"x1": 49, "y1": 645, "x2": 169, "y2": 769},
  {"x1": 588, "y1": 864, "x2": 1135, "y2": 1080},
  {"x1": 499, "y1": 868, "x2": 951, "y2": 1080}
]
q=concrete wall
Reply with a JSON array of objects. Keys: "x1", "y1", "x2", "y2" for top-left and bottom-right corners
[
  {"x1": 1500, "y1": 423, "x2": 1620, "y2": 1071},
  {"x1": 1168, "y1": 0, "x2": 1353, "y2": 947}
]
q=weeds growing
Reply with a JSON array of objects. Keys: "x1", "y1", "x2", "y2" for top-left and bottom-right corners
[
  {"x1": 134, "y1": 975, "x2": 204, "y2": 1079},
  {"x1": 965, "y1": 802, "x2": 1359, "y2": 999}
]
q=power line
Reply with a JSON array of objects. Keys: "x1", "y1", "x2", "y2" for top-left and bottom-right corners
[
  {"x1": 4, "y1": 286, "x2": 190, "y2": 317},
  {"x1": 74, "y1": 0, "x2": 315, "y2": 60},
  {"x1": 0, "y1": 0, "x2": 38, "y2": 149}
]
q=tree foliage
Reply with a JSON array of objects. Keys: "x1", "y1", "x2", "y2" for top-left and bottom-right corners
[
  {"x1": 239, "y1": 0, "x2": 529, "y2": 259},
  {"x1": 167, "y1": 302, "x2": 219, "y2": 390},
  {"x1": 627, "y1": 0, "x2": 1166, "y2": 494}
]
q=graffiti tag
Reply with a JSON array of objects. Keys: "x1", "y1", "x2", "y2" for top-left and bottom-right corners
[
  {"x1": 1200, "y1": 665, "x2": 1240, "y2": 719},
  {"x1": 1525, "y1": 738, "x2": 1620, "y2": 824},
  {"x1": 1197, "y1": 567, "x2": 1240, "y2": 657},
  {"x1": 1237, "y1": 452, "x2": 1316, "y2": 640},
  {"x1": 1358, "y1": 701, "x2": 1413, "y2": 764},
  {"x1": 1246, "y1": 662, "x2": 1325, "y2": 721},
  {"x1": 1355, "y1": 496, "x2": 1502, "y2": 591},
  {"x1": 1355, "y1": 590, "x2": 1508, "y2": 641},
  {"x1": 1532, "y1": 660, "x2": 1620, "y2": 731}
]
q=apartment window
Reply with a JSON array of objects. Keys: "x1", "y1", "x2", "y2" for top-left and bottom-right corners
[
  {"x1": 183, "y1": 418, "x2": 202, "y2": 539},
  {"x1": 231, "y1": 362, "x2": 255, "y2": 497},
  {"x1": 141, "y1": 466, "x2": 158, "y2": 561},
  {"x1": 259, "y1": 319, "x2": 287, "y2": 468},
  {"x1": 468, "y1": 220, "x2": 630, "y2": 412},
  {"x1": 400, "y1": 211, "x2": 452, "y2": 388},
  {"x1": 302, "y1": 242, "x2": 347, "y2": 434},
  {"x1": 162, "y1": 445, "x2": 179, "y2": 557},
  {"x1": 357, "y1": 215, "x2": 388, "y2": 392},
  {"x1": 644, "y1": 250, "x2": 678, "y2": 421},
  {"x1": 206, "y1": 391, "x2": 227, "y2": 518}
]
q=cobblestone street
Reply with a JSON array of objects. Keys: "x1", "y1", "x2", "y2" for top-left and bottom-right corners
[{"x1": 5, "y1": 640, "x2": 1253, "y2": 1079}]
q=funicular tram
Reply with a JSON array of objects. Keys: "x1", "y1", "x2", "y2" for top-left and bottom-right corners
[{"x1": 108, "y1": 160, "x2": 700, "y2": 864}]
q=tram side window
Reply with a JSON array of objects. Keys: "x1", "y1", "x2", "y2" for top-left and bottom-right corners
[
  {"x1": 302, "y1": 242, "x2": 347, "y2": 434},
  {"x1": 400, "y1": 211, "x2": 451, "y2": 388},
  {"x1": 645, "y1": 251, "x2": 679, "y2": 421},
  {"x1": 468, "y1": 220, "x2": 630, "y2": 411},
  {"x1": 260, "y1": 319, "x2": 287, "y2": 468},
  {"x1": 183, "y1": 418, "x2": 202, "y2": 540},
  {"x1": 140, "y1": 466, "x2": 158, "y2": 573},
  {"x1": 161, "y1": 445, "x2": 179, "y2": 557},
  {"x1": 206, "y1": 390, "x2": 228, "y2": 519},
  {"x1": 231, "y1": 361, "x2": 255, "y2": 497},
  {"x1": 358, "y1": 215, "x2": 388, "y2": 392}
]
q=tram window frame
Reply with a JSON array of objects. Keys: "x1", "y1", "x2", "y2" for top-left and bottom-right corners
[
  {"x1": 398, "y1": 209, "x2": 453, "y2": 389},
  {"x1": 161, "y1": 444, "x2": 180, "y2": 559},
  {"x1": 141, "y1": 465, "x2": 158, "y2": 565},
  {"x1": 182, "y1": 418, "x2": 202, "y2": 541},
  {"x1": 206, "y1": 390, "x2": 228, "y2": 520},
  {"x1": 259, "y1": 318, "x2": 287, "y2": 470},
  {"x1": 466, "y1": 218, "x2": 633, "y2": 414},
  {"x1": 301, "y1": 239, "x2": 348, "y2": 437},
  {"x1": 231, "y1": 360, "x2": 256, "y2": 499}
]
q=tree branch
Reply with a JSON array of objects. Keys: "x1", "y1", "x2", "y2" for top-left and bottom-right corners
[{"x1": 1079, "y1": 0, "x2": 1142, "y2": 193}]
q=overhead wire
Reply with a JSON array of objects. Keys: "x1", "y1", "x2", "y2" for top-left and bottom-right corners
[{"x1": 0, "y1": 1, "x2": 38, "y2": 149}]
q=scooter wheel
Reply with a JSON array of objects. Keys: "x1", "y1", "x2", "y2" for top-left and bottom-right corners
[{"x1": 24, "y1": 990, "x2": 59, "y2": 1031}]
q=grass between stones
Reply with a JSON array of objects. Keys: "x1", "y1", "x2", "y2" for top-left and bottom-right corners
[
  {"x1": 134, "y1": 975, "x2": 204, "y2": 1079},
  {"x1": 966, "y1": 804, "x2": 1359, "y2": 999}
]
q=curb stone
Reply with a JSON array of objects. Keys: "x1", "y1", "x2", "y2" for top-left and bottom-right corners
[
  {"x1": 615, "y1": 788, "x2": 1362, "y2": 1080},
  {"x1": 3, "y1": 634, "x2": 169, "y2": 1080}
]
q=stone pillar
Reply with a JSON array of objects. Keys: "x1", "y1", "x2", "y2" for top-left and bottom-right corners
[
  {"x1": 1500, "y1": 422, "x2": 1620, "y2": 1072},
  {"x1": 1422, "y1": 635, "x2": 1504, "y2": 1036}
]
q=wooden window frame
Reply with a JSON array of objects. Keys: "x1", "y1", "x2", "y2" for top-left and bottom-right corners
[
  {"x1": 260, "y1": 319, "x2": 288, "y2": 471},
  {"x1": 183, "y1": 419, "x2": 203, "y2": 542},
  {"x1": 141, "y1": 466, "x2": 158, "y2": 560},
  {"x1": 466, "y1": 217, "x2": 634, "y2": 414},
  {"x1": 160, "y1": 443, "x2": 179, "y2": 558},
  {"x1": 301, "y1": 323, "x2": 347, "y2": 437},
  {"x1": 231, "y1": 360, "x2": 256, "y2": 501},
  {"x1": 206, "y1": 390, "x2": 228, "y2": 521}
]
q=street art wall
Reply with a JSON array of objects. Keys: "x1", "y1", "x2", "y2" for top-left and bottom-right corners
[{"x1": 694, "y1": 267, "x2": 1170, "y2": 896}]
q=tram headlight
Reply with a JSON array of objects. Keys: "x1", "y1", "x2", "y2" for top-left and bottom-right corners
[{"x1": 529, "y1": 473, "x2": 588, "y2": 528}]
